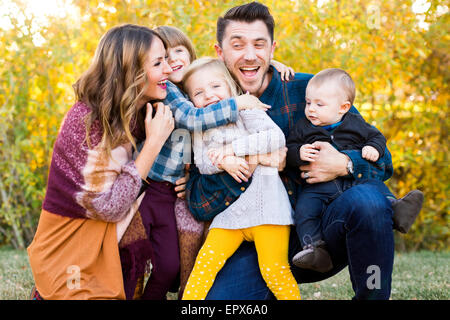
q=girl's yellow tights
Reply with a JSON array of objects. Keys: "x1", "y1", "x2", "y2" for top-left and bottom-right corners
[{"x1": 182, "y1": 225, "x2": 301, "y2": 300}]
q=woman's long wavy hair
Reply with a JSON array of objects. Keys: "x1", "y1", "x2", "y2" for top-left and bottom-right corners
[{"x1": 73, "y1": 24, "x2": 166, "y2": 156}]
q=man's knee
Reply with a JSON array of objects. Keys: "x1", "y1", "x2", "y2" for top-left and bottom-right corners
[{"x1": 345, "y1": 184, "x2": 393, "y2": 229}]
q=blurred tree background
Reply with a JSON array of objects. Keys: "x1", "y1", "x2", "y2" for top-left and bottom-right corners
[{"x1": 0, "y1": 0, "x2": 448, "y2": 251}]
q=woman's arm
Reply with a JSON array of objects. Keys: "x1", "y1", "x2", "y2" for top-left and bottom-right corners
[{"x1": 78, "y1": 103, "x2": 174, "y2": 223}]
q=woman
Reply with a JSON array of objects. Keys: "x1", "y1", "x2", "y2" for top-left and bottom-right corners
[{"x1": 27, "y1": 24, "x2": 174, "y2": 300}]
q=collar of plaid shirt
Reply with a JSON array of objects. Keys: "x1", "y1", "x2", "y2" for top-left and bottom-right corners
[{"x1": 259, "y1": 66, "x2": 313, "y2": 137}]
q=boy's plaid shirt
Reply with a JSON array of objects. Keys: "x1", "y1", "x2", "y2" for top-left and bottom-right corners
[
  {"x1": 186, "y1": 67, "x2": 394, "y2": 221},
  {"x1": 142, "y1": 81, "x2": 238, "y2": 183}
]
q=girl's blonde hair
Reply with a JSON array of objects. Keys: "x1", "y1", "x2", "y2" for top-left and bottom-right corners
[
  {"x1": 73, "y1": 24, "x2": 166, "y2": 156},
  {"x1": 155, "y1": 26, "x2": 197, "y2": 62},
  {"x1": 182, "y1": 57, "x2": 242, "y2": 97}
]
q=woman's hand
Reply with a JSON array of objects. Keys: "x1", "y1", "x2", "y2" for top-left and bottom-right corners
[
  {"x1": 144, "y1": 102, "x2": 174, "y2": 144},
  {"x1": 135, "y1": 102, "x2": 174, "y2": 179},
  {"x1": 271, "y1": 60, "x2": 295, "y2": 82},
  {"x1": 220, "y1": 156, "x2": 251, "y2": 183},
  {"x1": 235, "y1": 93, "x2": 271, "y2": 111}
]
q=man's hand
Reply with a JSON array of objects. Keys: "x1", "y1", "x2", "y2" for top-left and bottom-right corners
[
  {"x1": 299, "y1": 141, "x2": 349, "y2": 184},
  {"x1": 255, "y1": 147, "x2": 287, "y2": 171}
]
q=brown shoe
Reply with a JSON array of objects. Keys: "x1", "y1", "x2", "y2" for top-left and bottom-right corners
[
  {"x1": 392, "y1": 190, "x2": 424, "y2": 233},
  {"x1": 292, "y1": 242, "x2": 333, "y2": 273}
]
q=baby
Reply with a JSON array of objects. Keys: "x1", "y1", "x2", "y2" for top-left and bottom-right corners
[
  {"x1": 181, "y1": 57, "x2": 301, "y2": 300},
  {"x1": 286, "y1": 68, "x2": 424, "y2": 273}
]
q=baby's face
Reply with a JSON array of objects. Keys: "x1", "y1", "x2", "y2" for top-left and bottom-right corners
[
  {"x1": 305, "y1": 82, "x2": 348, "y2": 126},
  {"x1": 185, "y1": 68, "x2": 232, "y2": 109}
]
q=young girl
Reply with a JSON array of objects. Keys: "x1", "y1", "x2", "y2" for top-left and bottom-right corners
[
  {"x1": 181, "y1": 58, "x2": 301, "y2": 300},
  {"x1": 144, "y1": 26, "x2": 295, "y2": 299}
]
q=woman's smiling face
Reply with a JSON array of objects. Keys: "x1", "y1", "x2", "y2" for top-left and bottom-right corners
[{"x1": 142, "y1": 37, "x2": 172, "y2": 101}]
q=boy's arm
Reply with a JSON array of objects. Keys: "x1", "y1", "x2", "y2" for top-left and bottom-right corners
[
  {"x1": 341, "y1": 147, "x2": 393, "y2": 182},
  {"x1": 164, "y1": 81, "x2": 239, "y2": 131},
  {"x1": 286, "y1": 118, "x2": 309, "y2": 168},
  {"x1": 343, "y1": 107, "x2": 392, "y2": 181},
  {"x1": 362, "y1": 120, "x2": 387, "y2": 158}
]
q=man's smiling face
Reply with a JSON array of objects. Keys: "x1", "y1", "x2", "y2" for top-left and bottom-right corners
[{"x1": 215, "y1": 20, "x2": 276, "y2": 97}]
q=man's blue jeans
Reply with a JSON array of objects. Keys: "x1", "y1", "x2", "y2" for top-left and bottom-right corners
[
  {"x1": 295, "y1": 178, "x2": 395, "y2": 248},
  {"x1": 205, "y1": 182, "x2": 394, "y2": 300}
]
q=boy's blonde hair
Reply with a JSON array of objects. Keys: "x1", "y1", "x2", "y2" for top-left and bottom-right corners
[
  {"x1": 182, "y1": 57, "x2": 242, "y2": 96},
  {"x1": 154, "y1": 26, "x2": 197, "y2": 62},
  {"x1": 308, "y1": 68, "x2": 356, "y2": 105}
]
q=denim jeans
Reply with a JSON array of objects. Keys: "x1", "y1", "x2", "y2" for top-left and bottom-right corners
[
  {"x1": 294, "y1": 178, "x2": 395, "y2": 248},
  {"x1": 205, "y1": 182, "x2": 394, "y2": 300}
]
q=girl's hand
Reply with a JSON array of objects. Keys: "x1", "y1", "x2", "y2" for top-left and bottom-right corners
[
  {"x1": 207, "y1": 145, "x2": 234, "y2": 167},
  {"x1": 362, "y1": 145, "x2": 380, "y2": 162},
  {"x1": 300, "y1": 144, "x2": 319, "y2": 162},
  {"x1": 144, "y1": 102, "x2": 174, "y2": 146},
  {"x1": 235, "y1": 93, "x2": 271, "y2": 111},
  {"x1": 271, "y1": 60, "x2": 295, "y2": 82},
  {"x1": 220, "y1": 156, "x2": 250, "y2": 183}
]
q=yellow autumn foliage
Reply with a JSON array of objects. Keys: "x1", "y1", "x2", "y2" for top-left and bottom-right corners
[{"x1": 0, "y1": 0, "x2": 448, "y2": 250}]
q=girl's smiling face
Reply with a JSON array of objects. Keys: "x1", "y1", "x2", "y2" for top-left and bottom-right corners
[
  {"x1": 184, "y1": 68, "x2": 232, "y2": 109},
  {"x1": 167, "y1": 45, "x2": 191, "y2": 84}
]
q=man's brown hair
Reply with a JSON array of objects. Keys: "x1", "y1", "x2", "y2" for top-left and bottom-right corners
[{"x1": 216, "y1": 2, "x2": 275, "y2": 47}]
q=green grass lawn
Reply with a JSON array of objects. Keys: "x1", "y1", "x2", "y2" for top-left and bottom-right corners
[{"x1": 0, "y1": 247, "x2": 448, "y2": 300}]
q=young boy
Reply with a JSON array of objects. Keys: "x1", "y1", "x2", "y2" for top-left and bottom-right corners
[{"x1": 286, "y1": 68, "x2": 423, "y2": 273}]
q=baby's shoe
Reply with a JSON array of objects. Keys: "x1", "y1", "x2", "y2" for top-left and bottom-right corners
[
  {"x1": 292, "y1": 240, "x2": 333, "y2": 273},
  {"x1": 392, "y1": 189, "x2": 424, "y2": 233}
]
